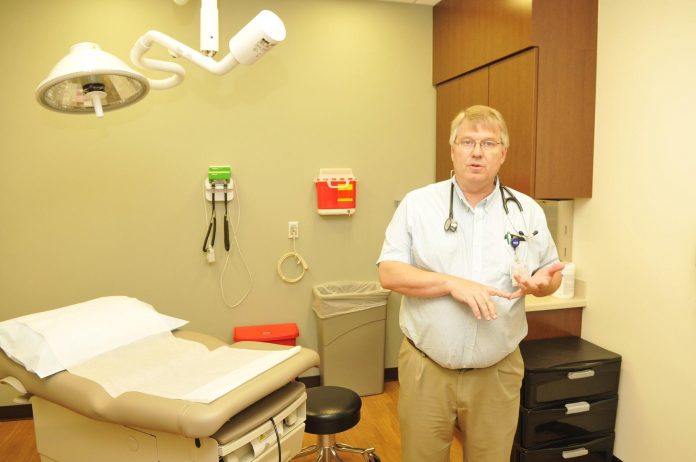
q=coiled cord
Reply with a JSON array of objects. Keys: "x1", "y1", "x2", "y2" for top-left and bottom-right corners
[{"x1": 276, "y1": 237, "x2": 308, "y2": 283}]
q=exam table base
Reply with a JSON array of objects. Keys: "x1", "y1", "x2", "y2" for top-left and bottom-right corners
[{"x1": 32, "y1": 395, "x2": 306, "y2": 462}]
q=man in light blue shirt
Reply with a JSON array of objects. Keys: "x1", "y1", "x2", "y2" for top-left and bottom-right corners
[{"x1": 378, "y1": 105, "x2": 564, "y2": 462}]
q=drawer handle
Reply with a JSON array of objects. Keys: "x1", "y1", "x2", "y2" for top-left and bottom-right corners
[
  {"x1": 564, "y1": 401, "x2": 590, "y2": 414},
  {"x1": 562, "y1": 448, "x2": 589, "y2": 459},
  {"x1": 568, "y1": 369, "x2": 595, "y2": 380}
]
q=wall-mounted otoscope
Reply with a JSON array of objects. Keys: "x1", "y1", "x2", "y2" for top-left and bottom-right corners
[{"x1": 203, "y1": 166, "x2": 234, "y2": 262}]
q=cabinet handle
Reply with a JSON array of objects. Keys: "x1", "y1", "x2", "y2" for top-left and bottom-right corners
[
  {"x1": 562, "y1": 448, "x2": 589, "y2": 459},
  {"x1": 564, "y1": 401, "x2": 590, "y2": 414},
  {"x1": 567, "y1": 369, "x2": 595, "y2": 380}
]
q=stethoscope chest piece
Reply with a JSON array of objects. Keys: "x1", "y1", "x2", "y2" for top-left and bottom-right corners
[
  {"x1": 444, "y1": 182, "x2": 459, "y2": 232},
  {"x1": 444, "y1": 216, "x2": 458, "y2": 232}
]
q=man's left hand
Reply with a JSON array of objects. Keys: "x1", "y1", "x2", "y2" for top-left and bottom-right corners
[{"x1": 511, "y1": 262, "x2": 565, "y2": 298}]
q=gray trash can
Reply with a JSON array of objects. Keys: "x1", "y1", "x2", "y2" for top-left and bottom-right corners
[{"x1": 312, "y1": 281, "x2": 391, "y2": 396}]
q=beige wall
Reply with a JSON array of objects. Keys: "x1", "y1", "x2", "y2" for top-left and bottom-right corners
[
  {"x1": 575, "y1": 1, "x2": 696, "y2": 460},
  {"x1": 0, "y1": 0, "x2": 434, "y2": 404},
  {"x1": 5, "y1": 2, "x2": 695, "y2": 460}
]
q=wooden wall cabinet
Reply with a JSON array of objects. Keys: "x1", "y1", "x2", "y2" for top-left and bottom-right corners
[
  {"x1": 435, "y1": 67, "x2": 489, "y2": 181},
  {"x1": 434, "y1": 0, "x2": 598, "y2": 199},
  {"x1": 433, "y1": 0, "x2": 535, "y2": 85}
]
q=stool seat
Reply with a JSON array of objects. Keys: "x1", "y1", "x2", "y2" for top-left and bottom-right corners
[
  {"x1": 305, "y1": 385, "x2": 361, "y2": 435},
  {"x1": 294, "y1": 385, "x2": 379, "y2": 461}
]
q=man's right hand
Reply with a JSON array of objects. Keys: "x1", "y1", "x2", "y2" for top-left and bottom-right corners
[
  {"x1": 379, "y1": 261, "x2": 518, "y2": 321},
  {"x1": 447, "y1": 276, "x2": 518, "y2": 321}
]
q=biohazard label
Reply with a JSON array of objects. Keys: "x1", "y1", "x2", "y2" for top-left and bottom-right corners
[{"x1": 337, "y1": 183, "x2": 354, "y2": 202}]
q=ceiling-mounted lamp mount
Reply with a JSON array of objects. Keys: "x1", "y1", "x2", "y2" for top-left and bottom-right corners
[
  {"x1": 199, "y1": 0, "x2": 219, "y2": 57},
  {"x1": 35, "y1": 1, "x2": 286, "y2": 118}
]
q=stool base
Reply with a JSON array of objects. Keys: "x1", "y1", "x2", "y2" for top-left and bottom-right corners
[{"x1": 293, "y1": 434, "x2": 380, "y2": 462}]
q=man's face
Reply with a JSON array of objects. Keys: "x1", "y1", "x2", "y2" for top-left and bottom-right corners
[{"x1": 450, "y1": 120, "x2": 507, "y2": 190}]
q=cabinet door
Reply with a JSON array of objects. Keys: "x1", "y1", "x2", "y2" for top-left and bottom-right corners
[
  {"x1": 488, "y1": 49, "x2": 537, "y2": 196},
  {"x1": 433, "y1": 0, "x2": 534, "y2": 84},
  {"x1": 435, "y1": 67, "x2": 489, "y2": 181}
]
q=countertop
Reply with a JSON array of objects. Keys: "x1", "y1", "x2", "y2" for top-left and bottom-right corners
[{"x1": 525, "y1": 279, "x2": 586, "y2": 312}]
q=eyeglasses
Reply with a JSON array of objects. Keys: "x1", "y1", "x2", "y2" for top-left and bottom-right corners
[{"x1": 454, "y1": 138, "x2": 503, "y2": 153}]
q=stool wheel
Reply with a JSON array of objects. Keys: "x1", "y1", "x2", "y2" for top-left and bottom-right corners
[{"x1": 368, "y1": 453, "x2": 381, "y2": 462}]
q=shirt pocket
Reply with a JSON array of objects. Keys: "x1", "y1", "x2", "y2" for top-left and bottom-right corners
[
  {"x1": 410, "y1": 223, "x2": 464, "y2": 273},
  {"x1": 522, "y1": 238, "x2": 543, "y2": 275},
  {"x1": 486, "y1": 238, "x2": 516, "y2": 291}
]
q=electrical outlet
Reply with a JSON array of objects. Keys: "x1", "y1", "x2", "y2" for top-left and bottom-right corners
[{"x1": 288, "y1": 221, "x2": 299, "y2": 239}]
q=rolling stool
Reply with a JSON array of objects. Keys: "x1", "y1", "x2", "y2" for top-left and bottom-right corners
[{"x1": 293, "y1": 386, "x2": 381, "y2": 462}]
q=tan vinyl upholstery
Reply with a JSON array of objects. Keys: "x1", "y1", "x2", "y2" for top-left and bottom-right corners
[{"x1": 0, "y1": 330, "x2": 319, "y2": 438}]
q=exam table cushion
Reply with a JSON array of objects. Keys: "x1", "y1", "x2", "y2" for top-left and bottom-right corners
[
  {"x1": 0, "y1": 330, "x2": 319, "y2": 438},
  {"x1": 212, "y1": 381, "x2": 305, "y2": 444},
  {"x1": 0, "y1": 296, "x2": 187, "y2": 378}
]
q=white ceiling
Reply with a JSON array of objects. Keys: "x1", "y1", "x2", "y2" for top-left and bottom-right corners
[{"x1": 377, "y1": 0, "x2": 441, "y2": 6}]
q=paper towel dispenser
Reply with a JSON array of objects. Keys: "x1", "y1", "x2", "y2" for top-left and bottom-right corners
[{"x1": 537, "y1": 199, "x2": 574, "y2": 261}]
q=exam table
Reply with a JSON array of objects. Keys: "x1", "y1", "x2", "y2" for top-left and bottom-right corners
[{"x1": 0, "y1": 330, "x2": 320, "y2": 462}]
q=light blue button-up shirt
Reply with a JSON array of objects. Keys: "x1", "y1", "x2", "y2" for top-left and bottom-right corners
[{"x1": 378, "y1": 179, "x2": 559, "y2": 369}]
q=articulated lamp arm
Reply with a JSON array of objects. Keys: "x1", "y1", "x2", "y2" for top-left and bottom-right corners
[{"x1": 129, "y1": 10, "x2": 286, "y2": 91}]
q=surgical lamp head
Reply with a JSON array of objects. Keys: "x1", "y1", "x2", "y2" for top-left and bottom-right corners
[{"x1": 35, "y1": 42, "x2": 150, "y2": 118}]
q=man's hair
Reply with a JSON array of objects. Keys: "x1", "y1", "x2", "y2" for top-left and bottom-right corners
[{"x1": 449, "y1": 105, "x2": 510, "y2": 148}]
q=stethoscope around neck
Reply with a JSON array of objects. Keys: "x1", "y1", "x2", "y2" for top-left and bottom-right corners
[
  {"x1": 444, "y1": 181, "x2": 460, "y2": 232},
  {"x1": 444, "y1": 177, "x2": 538, "y2": 243}
]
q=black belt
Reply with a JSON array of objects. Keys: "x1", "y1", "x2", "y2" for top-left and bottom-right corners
[{"x1": 406, "y1": 337, "x2": 473, "y2": 371}]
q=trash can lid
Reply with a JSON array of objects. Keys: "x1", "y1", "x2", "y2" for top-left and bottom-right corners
[{"x1": 312, "y1": 281, "x2": 390, "y2": 318}]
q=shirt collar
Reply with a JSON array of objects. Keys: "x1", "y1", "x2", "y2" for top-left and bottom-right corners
[{"x1": 450, "y1": 177, "x2": 501, "y2": 213}]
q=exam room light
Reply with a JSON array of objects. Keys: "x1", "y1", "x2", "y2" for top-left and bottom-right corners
[{"x1": 35, "y1": 1, "x2": 286, "y2": 118}]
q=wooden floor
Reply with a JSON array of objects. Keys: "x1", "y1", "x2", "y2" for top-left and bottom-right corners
[
  {"x1": 0, "y1": 381, "x2": 463, "y2": 461},
  {"x1": 299, "y1": 381, "x2": 463, "y2": 461},
  {"x1": 0, "y1": 418, "x2": 40, "y2": 462}
]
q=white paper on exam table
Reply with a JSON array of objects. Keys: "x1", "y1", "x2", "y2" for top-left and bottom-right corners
[
  {"x1": 12, "y1": 296, "x2": 186, "y2": 371},
  {"x1": 69, "y1": 332, "x2": 300, "y2": 403}
]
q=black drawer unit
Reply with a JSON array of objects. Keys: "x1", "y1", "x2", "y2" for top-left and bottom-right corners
[
  {"x1": 514, "y1": 337, "x2": 621, "y2": 461},
  {"x1": 515, "y1": 434, "x2": 615, "y2": 462},
  {"x1": 519, "y1": 396, "x2": 618, "y2": 447},
  {"x1": 521, "y1": 337, "x2": 621, "y2": 408}
]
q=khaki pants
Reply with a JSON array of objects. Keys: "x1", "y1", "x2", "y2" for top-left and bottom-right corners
[{"x1": 398, "y1": 338, "x2": 524, "y2": 462}]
